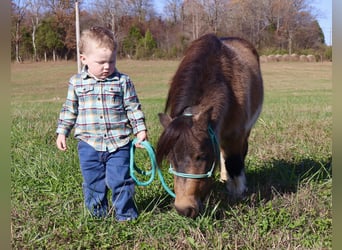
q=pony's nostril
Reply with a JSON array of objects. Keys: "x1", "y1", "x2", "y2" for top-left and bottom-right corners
[{"x1": 175, "y1": 206, "x2": 199, "y2": 218}]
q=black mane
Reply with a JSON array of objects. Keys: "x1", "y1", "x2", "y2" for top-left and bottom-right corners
[{"x1": 156, "y1": 116, "x2": 193, "y2": 166}]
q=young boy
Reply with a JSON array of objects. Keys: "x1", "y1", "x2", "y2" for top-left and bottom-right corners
[{"x1": 56, "y1": 26, "x2": 147, "y2": 221}]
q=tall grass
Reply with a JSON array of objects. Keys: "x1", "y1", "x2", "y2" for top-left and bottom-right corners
[{"x1": 11, "y1": 61, "x2": 331, "y2": 249}]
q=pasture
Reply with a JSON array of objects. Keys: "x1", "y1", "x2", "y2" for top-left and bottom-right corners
[{"x1": 11, "y1": 60, "x2": 332, "y2": 249}]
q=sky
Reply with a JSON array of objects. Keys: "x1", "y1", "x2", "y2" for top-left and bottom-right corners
[
  {"x1": 153, "y1": 0, "x2": 332, "y2": 46},
  {"x1": 312, "y1": 0, "x2": 332, "y2": 45}
]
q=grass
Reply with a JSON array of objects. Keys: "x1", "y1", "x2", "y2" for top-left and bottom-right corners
[{"x1": 11, "y1": 60, "x2": 332, "y2": 249}]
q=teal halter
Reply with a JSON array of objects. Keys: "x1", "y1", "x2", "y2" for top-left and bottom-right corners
[
  {"x1": 168, "y1": 125, "x2": 220, "y2": 179},
  {"x1": 130, "y1": 114, "x2": 220, "y2": 197}
]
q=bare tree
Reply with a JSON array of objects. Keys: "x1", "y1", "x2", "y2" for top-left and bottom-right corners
[
  {"x1": 271, "y1": 0, "x2": 313, "y2": 54},
  {"x1": 164, "y1": 0, "x2": 183, "y2": 24},
  {"x1": 12, "y1": 0, "x2": 29, "y2": 62},
  {"x1": 27, "y1": 0, "x2": 45, "y2": 61},
  {"x1": 126, "y1": 0, "x2": 154, "y2": 22},
  {"x1": 87, "y1": 0, "x2": 127, "y2": 33},
  {"x1": 201, "y1": 0, "x2": 228, "y2": 34},
  {"x1": 231, "y1": 0, "x2": 271, "y2": 47},
  {"x1": 183, "y1": 0, "x2": 205, "y2": 40}
]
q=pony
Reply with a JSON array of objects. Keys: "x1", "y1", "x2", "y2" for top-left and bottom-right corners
[{"x1": 156, "y1": 33, "x2": 264, "y2": 218}]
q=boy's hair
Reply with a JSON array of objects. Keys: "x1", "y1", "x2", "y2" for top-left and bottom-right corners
[{"x1": 79, "y1": 26, "x2": 117, "y2": 53}]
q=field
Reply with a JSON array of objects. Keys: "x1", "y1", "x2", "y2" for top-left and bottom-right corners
[{"x1": 11, "y1": 60, "x2": 332, "y2": 249}]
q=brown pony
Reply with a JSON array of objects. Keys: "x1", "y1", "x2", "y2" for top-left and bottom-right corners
[{"x1": 156, "y1": 33, "x2": 264, "y2": 218}]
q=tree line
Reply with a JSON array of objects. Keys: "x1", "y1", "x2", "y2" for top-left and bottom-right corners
[{"x1": 11, "y1": 0, "x2": 332, "y2": 63}]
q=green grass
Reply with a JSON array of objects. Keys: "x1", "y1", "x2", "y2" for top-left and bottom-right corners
[{"x1": 11, "y1": 60, "x2": 332, "y2": 249}]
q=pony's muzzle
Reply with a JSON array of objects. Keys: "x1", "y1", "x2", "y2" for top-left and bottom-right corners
[{"x1": 174, "y1": 197, "x2": 202, "y2": 218}]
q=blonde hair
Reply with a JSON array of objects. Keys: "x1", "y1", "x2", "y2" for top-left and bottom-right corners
[{"x1": 79, "y1": 26, "x2": 117, "y2": 54}]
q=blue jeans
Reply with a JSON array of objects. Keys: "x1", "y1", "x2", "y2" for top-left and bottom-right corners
[{"x1": 77, "y1": 140, "x2": 138, "y2": 221}]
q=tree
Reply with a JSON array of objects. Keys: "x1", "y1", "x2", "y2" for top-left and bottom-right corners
[
  {"x1": 270, "y1": 0, "x2": 314, "y2": 54},
  {"x1": 123, "y1": 26, "x2": 143, "y2": 58},
  {"x1": 19, "y1": 26, "x2": 34, "y2": 60},
  {"x1": 164, "y1": 0, "x2": 183, "y2": 24},
  {"x1": 10, "y1": 0, "x2": 327, "y2": 61},
  {"x1": 42, "y1": 0, "x2": 76, "y2": 60},
  {"x1": 137, "y1": 29, "x2": 157, "y2": 58},
  {"x1": 201, "y1": 0, "x2": 228, "y2": 34},
  {"x1": 36, "y1": 18, "x2": 64, "y2": 61},
  {"x1": 183, "y1": 0, "x2": 204, "y2": 40},
  {"x1": 87, "y1": 0, "x2": 127, "y2": 35},
  {"x1": 126, "y1": 0, "x2": 155, "y2": 22},
  {"x1": 12, "y1": 0, "x2": 29, "y2": 62},
  {"x1": 27, "y1": 0, "x2": 45, "y2": 61}
]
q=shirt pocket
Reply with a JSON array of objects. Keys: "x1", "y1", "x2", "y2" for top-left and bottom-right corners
[
  {"x1": 75, "y1": 84, "x2": 95, "y2": 96},
  {"x1": 75, "y1": 84, "x2": 95, "y2": 105},
  {"x1": 103, "y1": 85, "x2": 123, "y2": 110}
]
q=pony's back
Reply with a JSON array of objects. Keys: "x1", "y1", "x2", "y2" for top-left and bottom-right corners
[
  {"x1": 220, "y1": 36, "x2": 260, "y2": 70},
  {"x1": 165, "y1": 34, "x2": 223, "y2": 117}
]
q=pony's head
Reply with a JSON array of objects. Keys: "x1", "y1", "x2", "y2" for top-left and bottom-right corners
[{"x1": 156, "y1": 107, "x2": 218, "y2": 218}]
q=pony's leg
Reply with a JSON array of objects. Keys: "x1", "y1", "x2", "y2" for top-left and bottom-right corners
[
  {"x1": 224, "y1": 136, "x2": 249, "y2": 198},
  {"x1": 225, "y1": 154, "x2": 247, "y2": 198},
  {"x1": 219, "y1": 149, "x2": 228, "y2": 182}
]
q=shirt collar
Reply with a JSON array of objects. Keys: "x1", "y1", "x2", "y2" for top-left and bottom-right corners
[{"x1": 81, "y1": 65, "x2": 120, "y2": 81}]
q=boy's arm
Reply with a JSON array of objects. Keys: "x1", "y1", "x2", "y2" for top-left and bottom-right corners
[
  {"x1": 56, "y1": 78, "x2": 79, "y2": 137},
  {"x1": 122, "y1": 76, "x2": 147, "y2": 135}
]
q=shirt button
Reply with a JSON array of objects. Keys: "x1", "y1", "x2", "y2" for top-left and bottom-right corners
[
  {"x1": 98, "y1": 97, "x2": 101, "y2": 101},
  {"x1": 104, "y1": 134, "x2": 107, "y2": 137},
  {"x1": 100, "y1": 116, "x2": 103, "y2": 119}
]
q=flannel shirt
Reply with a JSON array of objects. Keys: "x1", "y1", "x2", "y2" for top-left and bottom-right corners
[{"x1": 56, "y1": 67, "x2": 147, "y2": 152}]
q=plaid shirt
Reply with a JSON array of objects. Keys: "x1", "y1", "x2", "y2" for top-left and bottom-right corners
[{"x1": 56, "y1": 67, "x2": 147, "y2": 152}]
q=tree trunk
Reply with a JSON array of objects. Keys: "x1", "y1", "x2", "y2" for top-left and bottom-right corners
[
  {"x1": 15, "y1": 21, "x2": 21, "y2": 63},
  {"x1": 288, "y1": 32, "x2": 293, "y2": 55},
  {"x1": 32, "y1": 23, "x2": 37, "y2": 61}
]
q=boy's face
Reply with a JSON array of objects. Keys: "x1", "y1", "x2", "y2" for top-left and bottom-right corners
[{"x1": 80, "y1": 40, "x2": 116, "y2": 80}]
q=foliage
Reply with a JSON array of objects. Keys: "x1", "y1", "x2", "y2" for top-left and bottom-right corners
[
  {"x1": 11, "y1": 60, "x2": 332, "y2": 249},
  {"x1": 136, "y1": 29, "x2": 157, "y2": 59},
  {"x1": 35, "y1": 18, "x2": 64, "y2": 56},
  {"x1": 18, "y1": 26, "x2": 33, "y2": 60},
  {"x1": 122, "y1": 27, "x2": 157, "y2": 59},
  {"x1": 122, "y1": 26, "x2": 143, "y2": 58},
  {"x1": 11, "y1": 0, "x2": 329, "y2": 62},
  {"x1": 325, "y1": 46, "x2": 332, "y2": 61}
]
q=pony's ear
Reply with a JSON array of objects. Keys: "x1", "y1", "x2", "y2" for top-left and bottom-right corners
[
  {"x1": 193, "y1": 107, "x2": 213, "y2": 127},
  {"x1": 158, "y1": 113, "x2": 172, "y2": 128}
]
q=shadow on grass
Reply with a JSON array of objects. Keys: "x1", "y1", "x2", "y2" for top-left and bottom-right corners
[
  {"x1": 136, "y1": 157, "x2": 332, "y2": 217},
  {"x1": 245, "y1": 157, "x2": 332, "y2": 199}
]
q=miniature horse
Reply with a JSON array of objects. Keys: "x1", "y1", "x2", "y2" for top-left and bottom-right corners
[{"x1": 156, "y1": 33, "x2": 264, "y2": 218}]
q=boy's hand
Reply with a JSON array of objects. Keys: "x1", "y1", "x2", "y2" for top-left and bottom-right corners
[
  {"x1": 135, "y1": 130, "x2": 148, "y2": 148},
  {"x1": 56, "y1": 134, "x2": 67, "y2": 151}
]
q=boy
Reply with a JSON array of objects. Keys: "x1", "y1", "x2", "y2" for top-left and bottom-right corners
[{"x1": 56, "y1": 26, "x2": 147, "y2": 221}]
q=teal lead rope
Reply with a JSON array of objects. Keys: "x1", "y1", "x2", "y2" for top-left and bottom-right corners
[{"x1": 130, "y1": 139, "x2": 176, "y2": 198}]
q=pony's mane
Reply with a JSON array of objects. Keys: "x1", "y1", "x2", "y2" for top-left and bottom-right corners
[
  {"x1": 156, "y1": 116, "x2": 193, "y2": 165},
  {"x1": 165, "y1": 34, "x2": 223, "y2": 117}
]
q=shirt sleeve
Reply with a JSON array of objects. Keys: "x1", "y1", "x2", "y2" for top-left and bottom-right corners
[
  {"x1": 56, "y1": 76, "x2": 79, "y2": 136},
  {"x1": 122, "y1": 75, "x2": 147, "y2": 135}
]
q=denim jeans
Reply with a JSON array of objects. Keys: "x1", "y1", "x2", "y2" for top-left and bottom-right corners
[{"x1": 77, "y1": 140, "x2": 138, "y2": 221}]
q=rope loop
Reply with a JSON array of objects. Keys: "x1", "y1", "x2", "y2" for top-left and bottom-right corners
[{"x1": 130, "y1": 139, "x2": 176, "y2": 198}]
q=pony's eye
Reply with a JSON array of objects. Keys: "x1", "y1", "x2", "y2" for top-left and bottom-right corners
[{"x1": 196, "y1": 155, "x2": 206, "y2": 161}]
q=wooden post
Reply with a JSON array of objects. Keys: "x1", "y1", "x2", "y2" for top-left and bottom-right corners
[{"x1": 75, "y1": 0, "x2": 81, "y2": 73}]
